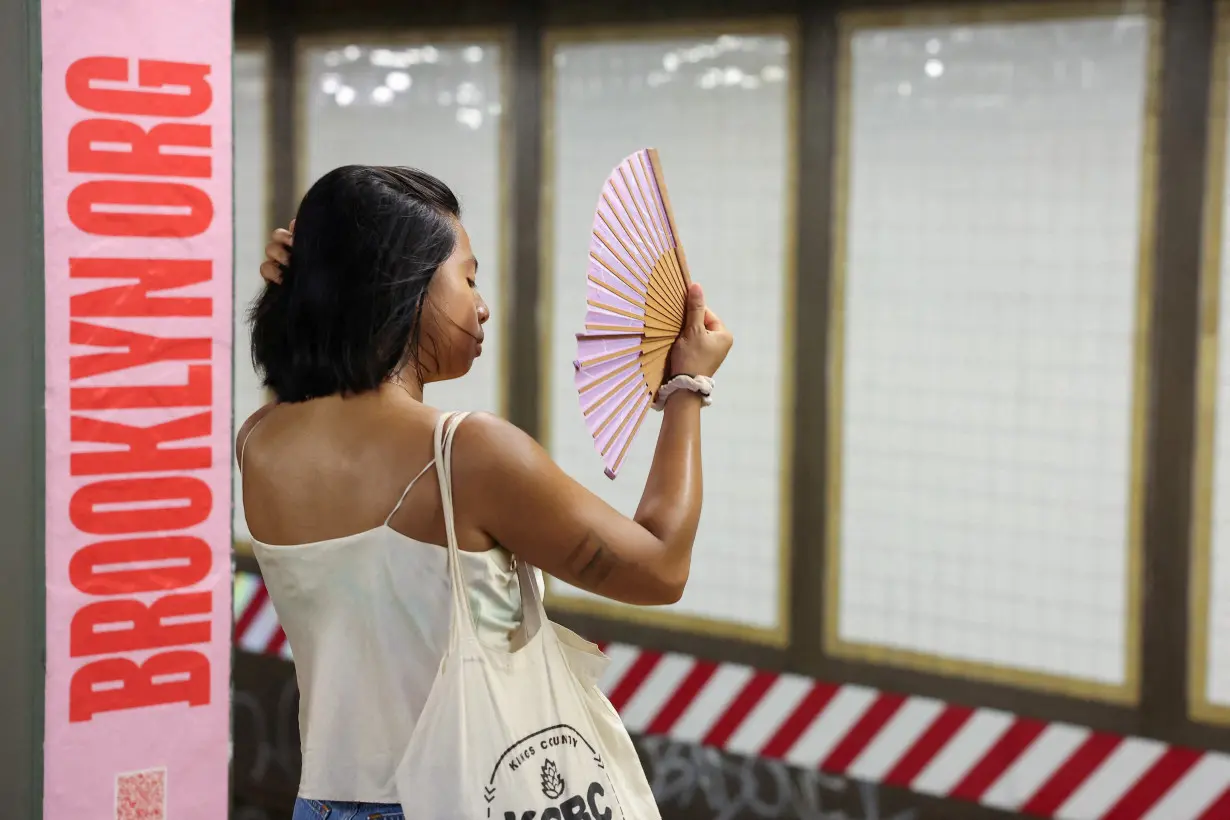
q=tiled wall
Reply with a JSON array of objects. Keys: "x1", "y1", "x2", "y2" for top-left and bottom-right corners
[
  {"x1": 300, "y1": 38, "x2": 507, "y2": 415},
  {"x1": 831, "y1": 14, "x2": 1154, "y2": 691},
  {"x1": 1200, "y1": 29, "x2": 1230, "y2": 717},
  {"x1": 543, "y1": 32, "x2": 794, "y2": 634}
]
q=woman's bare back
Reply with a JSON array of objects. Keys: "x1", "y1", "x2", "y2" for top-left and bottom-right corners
[{"x1": 237, "y1": 387, "x2": 494, "y2": 553}]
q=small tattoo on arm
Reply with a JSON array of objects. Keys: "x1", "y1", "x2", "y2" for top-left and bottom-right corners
[{"x1": 566, "y1": 531, "x2": 619, "y2": 589}]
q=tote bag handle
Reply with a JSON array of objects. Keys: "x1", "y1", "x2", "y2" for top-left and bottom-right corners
[{"x1": 432, "y1": 411, "x2": 547, "y2": 649}]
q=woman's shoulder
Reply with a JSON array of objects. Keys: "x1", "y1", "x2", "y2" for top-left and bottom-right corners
[
  {"x1": 448, "y1": 410, "x2": 536, "y2": 453},
  {"x1": 447, "y1": 410, "x2": 563, "y2": 493},
  {"x1": 235, "y1": 401, "x2": 279, "y2": 468}
]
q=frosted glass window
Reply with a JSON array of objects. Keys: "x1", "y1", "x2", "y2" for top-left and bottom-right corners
[
  {"x1": 544, "y1": 33, "x2": 793, "y2": 634},
  {"x1": 233, "y1": 46, "x2": 270, "y2": 551},
  {"x1": 832, "y1": 14, "x2": 1154, "y2": 691},
  {"x1": 1199, "y1": 28, "x2": 1230, "y2": 717},
  {"x1": 301, "y1": 39, "x2": 506, "y2": 414}
]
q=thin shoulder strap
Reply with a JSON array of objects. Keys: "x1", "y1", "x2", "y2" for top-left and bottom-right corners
[
  {"x1": 383, "y1": 458, "x2": 437, "y2": 526},
  {"x1": 238, "y1": 413, "x2": 272, "y2": 474},
  {"x1": 433, "y1": 411, "x2": 546, "y2": 647}
]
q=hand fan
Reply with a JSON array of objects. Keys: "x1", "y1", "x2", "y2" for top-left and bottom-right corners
[{"x1": 573, "y1": 148, "x2": 692, "y2": 479}]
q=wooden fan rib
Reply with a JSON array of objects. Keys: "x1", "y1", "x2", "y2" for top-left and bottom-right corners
[
  {"x1": 577, "y1": 352, "x2": 642, "y2": 395},
  {"x1": 582, "y1": 370, "x2": 641, "y2": 417},
  {"x1": 587, "y1": 299, "x2": 678, "y2": 333},
  {"x1": 637, "y1": 345, "x2": 672, "y2": 396},
  {"x1": 616, "y1": 165, "x2": 667, "y2": 262},
  {"x1": 610, "y1": 170, "x2": 683, "y2": 315},
  {"x1": 628, "y1": 157, "x2": 675, "y2": 265},
  {"x1": 648, "y1": 258, "x2": 687, "y2": 324},
  {"x1": 609, "y1": 398, "x2": 652, "y2": 476},
  {"x1": 589, "y1": 253, "x2": 648, "y2": 301},
  {"x1": 596, "y1": 210, "x2": 657, "y2": 286},
  {"x1": 645, "y1": 149, "x2": 693, "y2": 287},
  {"x1": 613, "y1": 167, "x2": 687, "y2": 319},
  {"x1": 638, "y1": 184, "x2": 689, "y2": 314},
  {"x1": 646, "y1": 253, "x2": 687, "y2": 317},
  {"x1": 577, "y1": 338, "x2": 671, "y2": 401},
  {"x1": 587, "y1": 275, "x2": 676, "y2": 328},
  {"x1": 605, "y1": 175, "x2": 663, "y2": 261},
  {"x1": 602, "y1": 189, "x2": 680, "y2": 312},
  {"x1": 587, "y1": 274, "x2": 642, "y2": 310},
  {"x1": 578, "y1": 334, "x2": 674, "y2": 390},
  {"x1": 637, "y1": 296, "x2": 681, "y2": 329},
  {"x1": 595, "y1": 378, "x2": 647, "y2": 442},
  {"x1": 633, "y1": 153, "x2": 689, "y2": 305},
  {"x1": 576, "y1": 330, "x2": 640, "y2": 341},
  {"x1": 591, "y1": 314, "x2": 678, "y2": 336},
  {"x1": 631, "y1": 153, "x2": 674, "y2": 251},
  {"x1": 593, "y1": 231, "x2": 652, "y2": 288},
  {"x1": 576, "y1": 335, "x2": 674, "y2": 368},
  {"x1": 585, "y1": 323, "x2": 676, "y2": 339},
  {"x1": 627, "y1": 158, "x2": 687, "y2": 307},
  {"x1": 615, "y1": 166, "x2": 672, "y2": 277},
  {"x1": 644, "y1": 289, "x2": 683, "y2": 327},
  {"x1": 600, "y1": 194, "x2": 661, "y2": 281}
]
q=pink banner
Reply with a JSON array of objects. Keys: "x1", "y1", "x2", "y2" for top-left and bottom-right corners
[{"x1": 41, "y1": 1, "x2": 233, "y2": 818}]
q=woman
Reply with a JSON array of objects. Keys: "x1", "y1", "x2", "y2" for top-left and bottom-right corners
[{"x1": 239, "y1": 165, "x2": 732, "y2": 820}]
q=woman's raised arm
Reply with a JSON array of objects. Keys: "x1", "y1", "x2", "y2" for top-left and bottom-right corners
[{"x1": 457, "y1": 284, "x2": 731, "y2": 606}]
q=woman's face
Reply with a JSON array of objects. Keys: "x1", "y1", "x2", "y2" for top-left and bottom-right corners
[{"x1": 419, "y1": 220, "x2": 489, "y2": 383}]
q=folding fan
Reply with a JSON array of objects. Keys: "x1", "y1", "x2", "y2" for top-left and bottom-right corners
[{"x1": 573, "y1": 148, "x2": 692, "y2": 479}]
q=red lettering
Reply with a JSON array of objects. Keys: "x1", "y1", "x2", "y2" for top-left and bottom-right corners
[
  {"x1": 59, "y1": 56, "x2": 220, "y2": 727},
  {"x1": 71, "y1": 322, "x2": 209, "y2": 380},
  {"x1": 71, "y1": 413, "x2": 211, "y2": 476},
  {"x1": 66, "y1": 57, "x2": 212, "y2": 118},
  {"x1": 70, "y1": 476, "x2": 212, "y2": 535},
  {"x1": 68, "y1": 180, "x2": 213, "y2": 237},
  {"x1": 71, "y1": 593, "x2": 211, "y2": 657},
  {"x1": 72, "y1": 364, "x2": 211, "y2": 410},
  {"x1": 69, "y1": 650, "x2": 210, "y2": 722},
  {"x1": 69, "y1": 536, "x2": 212, "y2": 595},
  {"x1": 69, "y1": 119, "x2": 211, "y2": 178},
  {"x1": 71, "y1": 259, "x2": 212, "y2": 318}
]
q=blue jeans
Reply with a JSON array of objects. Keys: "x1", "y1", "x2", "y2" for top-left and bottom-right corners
[{"x1": 292, "y1": 798, "x2": 403, "y2": 819}]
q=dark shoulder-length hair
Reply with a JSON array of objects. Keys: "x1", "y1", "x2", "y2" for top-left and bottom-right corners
[{"x1": 249, "y1": 165, "x2": 461, "y2": 403}]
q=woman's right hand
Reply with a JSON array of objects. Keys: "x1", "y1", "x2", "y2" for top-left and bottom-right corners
[{"x1": 669, "y1": 282, "x2": 733, "y2": 378}]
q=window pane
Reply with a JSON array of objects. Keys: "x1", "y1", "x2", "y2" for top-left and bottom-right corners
[
  {"x1": 832, "y1": 13, "x2": 1154, "y2": 691},
  {"x1": 544, "y1": 33, "x2": 794, "y2": 635},
  {"x1": 1198, "y1": 15, "x2": 1230, "y2": 719}
]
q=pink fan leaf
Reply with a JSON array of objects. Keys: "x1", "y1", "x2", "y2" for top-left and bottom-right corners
[{"x1": 573, "y1": 149, "x2": 688, "y2": 479}]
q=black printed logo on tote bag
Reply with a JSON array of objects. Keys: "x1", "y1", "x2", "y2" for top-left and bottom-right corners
[{"x1": 485, "y1": 724, "x2": 625, "y2": 820}]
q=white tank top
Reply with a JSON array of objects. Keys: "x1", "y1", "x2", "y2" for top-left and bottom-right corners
[{"x1": 246, "y1": 440, "x2": 538, "y2": 803}]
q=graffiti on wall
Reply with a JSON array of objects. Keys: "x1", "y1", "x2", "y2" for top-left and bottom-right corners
[
  {"x1": 638, "y1": 735, "x2": 918, "y2": 820},
  {"x1": 230, "y1": 660, "x2": 918, "y2": 820},
  {"x1": 232, "y1": 664, "x2": 301, "y2": 820}
]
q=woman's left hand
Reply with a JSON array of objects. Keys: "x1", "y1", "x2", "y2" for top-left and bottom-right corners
[{"x1": 260, "y1": 219, "x2": 294, "y2": 285}]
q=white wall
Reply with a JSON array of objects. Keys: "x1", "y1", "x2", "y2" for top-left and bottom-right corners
[
  {"x1": 544, "y1": 33, "x2": 793, "y2": 632},
  {"x1": 233, "y1": 47, "x2": 270, "y2": 548},
  {"x1": 833, "y1": 14, "x2": 1153, "y2": 686}
]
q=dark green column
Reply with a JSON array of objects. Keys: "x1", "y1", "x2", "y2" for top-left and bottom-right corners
[{"x1": 0, "y1": 0, "x2": 46, "y2": 816}]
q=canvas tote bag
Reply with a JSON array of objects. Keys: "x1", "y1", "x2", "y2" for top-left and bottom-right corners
[{"x1": 395, "y1": 411, "x2": 661, "y2": 819}]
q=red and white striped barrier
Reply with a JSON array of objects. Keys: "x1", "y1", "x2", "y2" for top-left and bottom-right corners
[
  {"x1": 233, "y1": 570, "x2": 293, "y2": 661},
  {"x1": 233, "y1": 571, "x2": 1230, "y2": 819}
]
